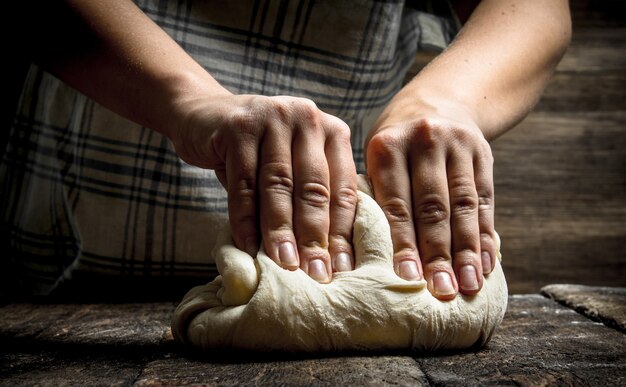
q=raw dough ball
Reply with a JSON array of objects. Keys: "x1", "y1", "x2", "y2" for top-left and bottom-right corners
[{"x1": 172, "y1": 188, "x2": 508, "y2": 352}]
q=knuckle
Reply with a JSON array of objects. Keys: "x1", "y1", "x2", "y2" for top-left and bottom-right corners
[
  {"x1": 367, "y1": 131, "x2": 403, "y2": 165},
  {"x1": 448, "y1": 178, "x2": 478, "y2": 215},
  {"x1": 280, "y1": 97, "x2": 320, "y2": 122},
  {"x1": 231, "y1": 213, "x2": 256, "y2": 229},
  {"x1": 479, "y1": 233, "x2": 497, "y2": 256},
  {"x1": 478, "y1": 194, "x2": 494, "y2": 212},
  {"x1": 449, "y1": 126, "x2": 474, "y2": 143},
  {"x1": 298, "y1": 182, "x2": 331, "y2": 208},
  {"x1": 451, "y1": 194, "x2": 478, "y2": 216},
  {"x1": 264, "y1": 224, "x2": 295, "y2": 244},
  {"x1": 481, "y1": 142, "x2": 494, "y2": 164},
  {"x1": 297, "y1": 239, "x2": 331, "y2": 265},
  {"x1": 480, "y1": 232, "x2": 495, "y2": 246},
  {"x1": 412, "y1": 118, "x2": 445, "y2": 150},
  {"x1": 414, "y1": 197, "x2": 448, "y2": 224},
  {"x1": 422, "y1": 255, "x2": 452, "y2": 268},
  {"x1": 332, "y1": 187, "x2": 358, "y2": 211},
  {"x1": 229, "y1": 178, "x2": 257, "y2": 225},
  {"x1": 329, "y1": 234, "x2": 352, "y2": 250},
  {"x1": 270, "y1": 101, "x2": 289, "y2": 122},
  {"x1": 329, "y1": 120, "x2": 352, "y2": 143},
  {"x1": 228, "y1": 108, "x2": 259, "y2": 133},
  {"x1": 232, "y1": 176, "x2": 256, "y2": 199},
  {"x1": 296, "y1": 97, "x2": 318, "y2": 112},
  {"x1": 453, "y1": 250, "x2": 481, "y2": 269},
  {"x1": 380, "y1": 197, "x2": 413, "y2": 225},
  {"x1": 299, "y1": 239, "x2": 329, "y2": 252},
  {"x1": 270, "y1": 224, "x2": 294, "y2": 236},
  {"x1": 455, "y1": 247, "x2": 480, "y2": 260},
  {"x1": 393, "y1": 247, "x2": 419, "y2": 262},
  {"x1": 302, "y1": 121, "x2": 324, "y2": 137},
  {"x1": 261, "y1": 162, "x2": 294, "y2": 195}
]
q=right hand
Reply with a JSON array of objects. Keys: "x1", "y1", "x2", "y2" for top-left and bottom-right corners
[{"x1": 169, "y1": 94, "x2": 358, "y2": 283}]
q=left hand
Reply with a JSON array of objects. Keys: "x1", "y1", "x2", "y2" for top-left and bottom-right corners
[{"x1": 365, "y1": 99, "x2": 497, "y2": 300}]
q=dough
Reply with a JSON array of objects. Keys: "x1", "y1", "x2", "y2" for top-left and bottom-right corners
[{"x1": 172, "y1": 183, "x2": 508, "y2": 352}]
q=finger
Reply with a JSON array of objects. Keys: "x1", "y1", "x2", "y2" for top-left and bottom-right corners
[
  {"x1": 292, "y1": 114, "x2": 332, "y2": 283},
  {"x1": 448, "y1": 147, "x2": 482, "y2": 296},
  {"x1": 226, "y1": 136, "x2": 260, "y2": 257},
  {"x1": 366, "y1": 130, "x2": 422, "y2": 281},
  {"x1": 259, "y1": 120, "x2": 299, "y2": 271},
  {"x1": 323, "y1": 114, "x2": 358, "y2": 273},
  {"x1": 411, "y1": 145, "x2": 457, "y2": 300},
  {"x1": 475, "y1": 144, "x2": 496, "y2": 275}
]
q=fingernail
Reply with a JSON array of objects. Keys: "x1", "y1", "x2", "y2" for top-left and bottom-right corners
[
  {"x1": 333, "y1": 253, "x2": 353, "y2": 272},
  {"x1": 433, "y1": 272, "x2": 456, "y2": 296},
  {"x1": 482, "y1": 251, "x2": 492, "y2": 274},
  {"x1": 398, "y1": 260, "x2": 420, "y2": 281},
  {"x1": 459, "y1": 265, "x2": 479, "y2": 291},
  {"x1": 278, "y1": 242, "x2": 298, "y2": 268},
  {"x1": 245, "y1": 237, "x2": 258, "y2": 257},
  {"x1": 308, "y1": 259, "x2": 329, "y2": 282}
]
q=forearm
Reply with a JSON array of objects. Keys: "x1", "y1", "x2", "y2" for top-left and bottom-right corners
[
  {"x1": 381, "y1": 0, "x2": 571, "y2": 140},
  {"x1": 27, "y1": 0, "x2": 229, "y2": 137}
]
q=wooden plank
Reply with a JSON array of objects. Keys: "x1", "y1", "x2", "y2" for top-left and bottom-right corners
[
  {"x1": 534, "y1": 71, "x2": 626, "y2": 112},
  {"x1": 135, "y1": 355, "x2": 428, "y2": 386},
  {"x1": 0, "y1": 303, "x2": 174, "y2": 386},
  {"x1": 492, "y1": 111, "x2": 626, "y2": 293},
  {"x1": 0, "y1": 342, "x2": 147, "y2": 386},
  {"x1": 1, "y1": 297, "x2": 625, "y2": 386},
  {"x1": 0, "y1": 303, "x2": 428, "y2": 386},
  {"x1": 536, "y1": 25, "x2": 626, "y2": 112},
  {"x1": 542, "y1": 284, "x2": 626, "y2": 332},
  {"x1": 557, "y1": 28, "x2": 626, "y2": 72},
  {"x1": 0, "y1": 302, "x2": 174, "y2": 346},
  {"x1": 416, "y1": 295, "x2": 626, "y2": 386},
  {"x1": 570, "y1": 0, "x2": 626, "y2": 28}
]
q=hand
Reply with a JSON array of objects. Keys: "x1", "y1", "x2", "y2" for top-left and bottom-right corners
[
  {"x1": 170, "y1": 94, "x2": 358, "y2": 283},
  {"x1": 365, "y1": 100, "x2": 496, "y2": 300}
]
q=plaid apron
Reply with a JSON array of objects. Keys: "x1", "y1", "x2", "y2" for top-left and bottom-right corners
[{"x1": 0, "y1": 0, "x2": 457, "y2": 297}]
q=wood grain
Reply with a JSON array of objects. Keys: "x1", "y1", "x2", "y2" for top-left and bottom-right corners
[
  {"x1": 493, "y1": 112, "x2": 626, "y2": 292},
  {"x1": 1, "y1": 296, "x2": 624, "y2": 386},
  {"x1": 542, "y1": 284, "x2": 626, "y2": 332},
  {"x1": 417, "y1": 295, "x2": 626, "y2": 386},
  {"x1": 491, "y1": 0, "x2": 626, "y2": 293}
]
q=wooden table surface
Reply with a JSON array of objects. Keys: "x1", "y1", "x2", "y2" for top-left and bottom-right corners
[{"x1": 1, "y1": 285, "x2": 624, "y2": 386}]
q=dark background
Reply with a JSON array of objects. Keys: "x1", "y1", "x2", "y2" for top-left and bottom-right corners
[{"x1": 492, "y1": 0, "x2": 626, "y2": 292}]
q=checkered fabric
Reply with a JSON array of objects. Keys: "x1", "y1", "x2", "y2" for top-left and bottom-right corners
[{"x1": 0, "y1": 0, "x2": 457, "y2": 297}]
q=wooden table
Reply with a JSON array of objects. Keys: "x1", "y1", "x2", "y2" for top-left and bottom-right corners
[{"x1": 1, "y1": 285, "x2": 624, "y2": 386}]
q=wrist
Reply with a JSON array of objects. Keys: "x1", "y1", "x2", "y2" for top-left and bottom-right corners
[
  {"x1": 150, "y1": 69, "x2": 232, "y2": 140},
  {"x1": 374, "y1": 86, "x2": 481, "y2": 134}
]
